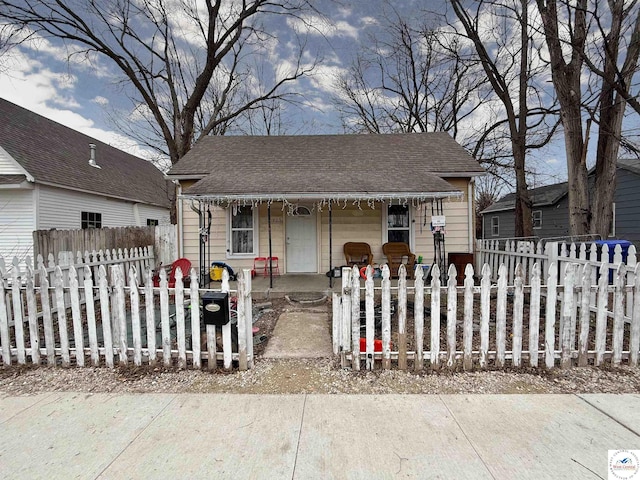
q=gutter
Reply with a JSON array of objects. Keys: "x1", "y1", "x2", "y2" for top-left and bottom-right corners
[{"x1": 179, "y1": 191, "x2": 464, "y2": 204}]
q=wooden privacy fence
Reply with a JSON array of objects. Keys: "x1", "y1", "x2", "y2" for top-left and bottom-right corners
[
  {"x1": 333, "y1": 262, "x2": 640, "y2": 371},
  {"x1": 0, "y1": 264, "x2": 254, "y2": 371},
  {"x1": 33, "y1": 224, "x2": 178, "y2": 268}
]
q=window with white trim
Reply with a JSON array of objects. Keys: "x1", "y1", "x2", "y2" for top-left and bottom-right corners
[
  {"x1": 491, "y1": 216, "x2": 499, "y2": 236},
  {"x1": 228, "y1": 206, "x2": 256, "y2": 256},
  {"x1": 387, "y1": 205, "x2": 410, "y2": 244},
  {"x1": 532, "y1": 210, "x2": 542, "y2": 229}
]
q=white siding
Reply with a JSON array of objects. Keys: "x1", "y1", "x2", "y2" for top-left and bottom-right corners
[
  {"x1": 36, "y1": 184, "x2": 168, "y2": 229},
  {"x1": 135, "y1": 204, "x2": 171, "y2": 226},
  {"x1": 0, "y1": 189, "x2": 36, "y2": 261},
  {"x1": 0, "y1": 146, "x2": 28, "y2": 175}
]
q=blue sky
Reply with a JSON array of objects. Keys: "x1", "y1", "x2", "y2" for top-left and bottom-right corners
[{"x1": 1, "y1": 0, "x2": 636, "y2": 188}]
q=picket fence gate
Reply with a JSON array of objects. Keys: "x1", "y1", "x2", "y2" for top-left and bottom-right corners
[
  {"x1": 0, "y1": 263, "x2": 254, "y2": 371},
  {"x1": 333, "y1": 261, "x2": 640, "y2": 371}
]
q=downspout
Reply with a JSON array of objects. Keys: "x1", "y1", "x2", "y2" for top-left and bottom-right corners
[{"x1": 468, "y1": 178, "x2": 475, "y2": 254}]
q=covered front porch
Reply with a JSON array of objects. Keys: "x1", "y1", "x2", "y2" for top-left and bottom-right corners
[{"x1": 227, "y1": 271, "x2": 411, "y2": 299}]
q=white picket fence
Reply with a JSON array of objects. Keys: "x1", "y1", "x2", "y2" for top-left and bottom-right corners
[
  {"x1": 477, "y1": 239, "x2": 637, "y2": 285},
  {"x1": 333, "y1": 262, "x2": 640, "y2": 371},
  {"x1": 0, "y1": 264, "x2": 254, "y2": 370}
]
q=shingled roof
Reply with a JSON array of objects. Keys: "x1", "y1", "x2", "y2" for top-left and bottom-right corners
[
  {"x1": 167, "y1": 132, "x2": 483, "y2": 202},
  {"x1": 482, "y1": 182, "x2": 569, "y2": 214},
  {"x1": 0, "y1": 98, "x2": 171, "y2": 208}
]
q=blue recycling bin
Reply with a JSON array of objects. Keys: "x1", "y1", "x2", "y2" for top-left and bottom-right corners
[{"x1": 594, "y1": 240, "x2": 632, "y2": 283}]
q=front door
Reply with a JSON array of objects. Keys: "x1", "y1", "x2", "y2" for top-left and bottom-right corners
[{"x1": 286, "y1": 206, "x2": 317, "y2": 273}]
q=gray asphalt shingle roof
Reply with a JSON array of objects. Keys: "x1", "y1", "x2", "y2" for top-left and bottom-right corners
[
  {"x1": 167, "y1": 132, "x2": 483, "y2": 198},
  {"x1": 482, "y1": 182, "x2": 569, "y2": 214},
  {"x1": 0, "y1": 98, "x2": 171, "y2": 208}
]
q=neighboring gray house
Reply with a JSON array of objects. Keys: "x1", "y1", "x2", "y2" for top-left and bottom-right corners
[
  {"x1": 0, "y1": 98, "x2": 171, "y2": 262},
  {"x1": 480, "y1": 158, "x2": 640, "y2": 247}
]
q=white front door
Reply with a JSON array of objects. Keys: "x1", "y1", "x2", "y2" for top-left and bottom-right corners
[{"x1": 286, "y1": 207, "x2": 317, "y2": 273}]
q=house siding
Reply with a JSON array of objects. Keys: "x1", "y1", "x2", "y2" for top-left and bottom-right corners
[
  {"x1": 37, "y1": 184, "x2": 168, "y2": 230},
  {"x1": 614, "y1": 168, "x2": 640, "y2": 247},
  {"x1": 0, "y1": 146, "x2": 26, "y2": 175},
  {"x1": 0, "y1": 189, "x2": 35, "y2": 261},
  {"x1": 179, "y1": 178, "x2": 475, "y2": 275}
]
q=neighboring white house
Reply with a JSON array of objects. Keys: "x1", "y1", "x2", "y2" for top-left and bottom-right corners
[{"x1": 0, "y1": 98, "x2": 171, "y2": 262}]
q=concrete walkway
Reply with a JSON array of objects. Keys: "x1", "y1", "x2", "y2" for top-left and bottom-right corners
[
  {"x1": 262, "y1": 306, "x2": 333, "y2": 359},
  {"x1": 1, "y1": 393, "x2": 639, "y2": 479}
]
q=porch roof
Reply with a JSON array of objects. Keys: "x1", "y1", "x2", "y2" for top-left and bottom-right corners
[{"x1": 169, "y1": 132, "x2": 482, "y2": 204}]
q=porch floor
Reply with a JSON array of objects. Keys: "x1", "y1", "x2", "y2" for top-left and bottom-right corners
[{"x1": 226, "y1": 273, "x2": 406, "y2": 299}]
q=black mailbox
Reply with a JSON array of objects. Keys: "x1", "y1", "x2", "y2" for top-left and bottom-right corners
[{"x1": 202, "y1": 291, "x2": 230, "y2": 326}]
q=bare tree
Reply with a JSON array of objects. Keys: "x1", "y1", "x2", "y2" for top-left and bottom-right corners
[
  {"x1": 536, "y1": 0, "x2": 640, "y2": 237},
  {"x1": 0, "y1": 0, "x2": 317, "y2": 167},
  {"x1": 333, "y1": 8, "x2": 490, "y2": 137},
  {"x1": 451, "y1": 0, "x2": 557, "y2": 238}
]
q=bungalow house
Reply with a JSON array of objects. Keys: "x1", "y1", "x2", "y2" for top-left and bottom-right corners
[
  {"x1": 0, "y1": 98, "x2": 171, "y2": 262},
  {"x1": 480, "y1": 158, "x2": 640, "y2": 248},
  {"x1": 166, "y1": 133, "x2": 484, "y2": 283}
]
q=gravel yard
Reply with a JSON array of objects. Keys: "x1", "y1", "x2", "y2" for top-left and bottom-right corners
[{"x1": 3, "y1": 359, "x2": 640, "y2": 396}]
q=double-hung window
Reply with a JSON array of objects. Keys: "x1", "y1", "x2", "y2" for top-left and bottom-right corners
[
  {"x1": 491, "y1": 216, "x2": 499, "y2": 236},
  {"x1": 229, "y1": 206, "x2": 256, "y2": 256},
  {"x1": 387, "y1": 205, "x2": 410, "y2": 244}
]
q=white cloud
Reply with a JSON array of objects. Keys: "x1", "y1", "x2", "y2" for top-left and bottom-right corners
[{"x1": 287, "y1": 15, "x2": 359, "y2": 39}]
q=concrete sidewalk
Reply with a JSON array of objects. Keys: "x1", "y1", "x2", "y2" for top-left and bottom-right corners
[{"x1": 1, "y1": 393, "x2": 639, "y2": 479}]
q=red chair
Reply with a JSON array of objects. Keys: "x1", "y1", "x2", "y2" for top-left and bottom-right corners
[
  {"x1": 266, "y1": 256, "x2": 280, "y2": 276},
  {"x1": 253, "y1": 257, "x2": 268, "y2": 277},
  {"x1": 153, "y1": 258, "x2": 192, "y2": 288}
]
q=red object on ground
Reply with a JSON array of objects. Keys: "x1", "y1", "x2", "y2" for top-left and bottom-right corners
[
  {"x1": 152, "y1": 258, "x2": 192, "y2": 288},
  {"x1": 359, "y1": 338, "x2": 389, "y2": 352}
]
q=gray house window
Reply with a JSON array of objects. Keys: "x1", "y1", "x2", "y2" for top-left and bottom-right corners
[
  {"x1": 147, "y1": 219, "x2": 159, "y2": 226},
  {"x1": 81, "y1": 211, "x2": 102, "y2": 229},
  {"x1": 532, "y1": 210, "x2": 542, "y2": 229},
  {"x1": 491, "y1": 216, "x2": 499, "y2": 236}
]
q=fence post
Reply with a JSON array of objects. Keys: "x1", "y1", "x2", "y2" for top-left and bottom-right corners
[
  {"x1": 190, "y1": 268, "x2": 201, "y2": 369},
  {"x1": 332, "y1": 292, "x2": 341, "y2": 355},
  {"x1": 143, "y1": 268, "x2": 157, "y2": 366},
  {"x1": 221, "y1": 269, "x2": 232, "y2": 370},
  {"x1": 340, "y1": 266, "x2": 352, "y2": 369},
  {"x1": 630, "y1": 263, "x2": 640, "y2": 367},
  {"x1": 0, "y1": 268, "x2": 10, "y2": 366},
  {"x1": 53, "y1": 267, "x2": 71, "y2": 367},
  {"x1": 430, "y1": 264, "x2": 441, "y2": 369},
  {"x1": 111, "y1": 265, "x2": 128, "y2": 366},
  {"x1": 545, "y1": 262, "x2": 558, "y2": 369},
  {"x1": 397, "y1": 265, "x2": 407, "y2": 371},
  {"x1": 577, "y1": 263, "x2": 591, "y2": 367},
  {"x1": 446, "y1": 264, "x2": 457, "y2": 368},
  {"x1": 512, "y1": 264, "x2": 524, "y2": 368},
  {"x1": 381, "y1": 265, "x2": 392, "y2": 370},
  {"x1": 480, "y1": 264, "x2": 491, "y2": 368},
  {"x1": 129, "y1": 267, "x2": 143, "y2": 367},
  {"x1": 351, "y1": 265, "x2": 361, "y2": 372},
  {"x1": 463, "y1": 264, "x2": 474, "y2": 371},
  {"x1": 561, "y1": 263, "x2": 575, "y2": 369},
  {"x1": 528, "y1": 263, "x2": 541, "y2": 368},
  {"x1": 496, "y1": 264, "x2": 507, "y2": 368},
  {"x1": 159, "y1": 267, "x2": 171, "y2": 367},
  {"x1": 414, "y1": 265, "x2": 425, "y2": 371},
  {"x1": 11, "y1": 264, "x2": 26, "y2": 365},
  {"x1": 98, "y1": 266, "x2": 114, "y2": 368},
  {"x1": 84, "y1": 266, "x2": 99, "y2": 366},
  {"x1": 612, "y1": 264, "x2": 626, "y2": 366},
  {"x1": 68, "y1": 266, "x2": 85, "y2": 367},
  {"x1": 25, "y1": 267, "x2": 40, "y2": 365},
  {"x1": 175, "y1": 268, "x2": 186, "y2": 369},
  {"x1": 237, "y1": 269, "x2": 248, "y2": 371}
]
